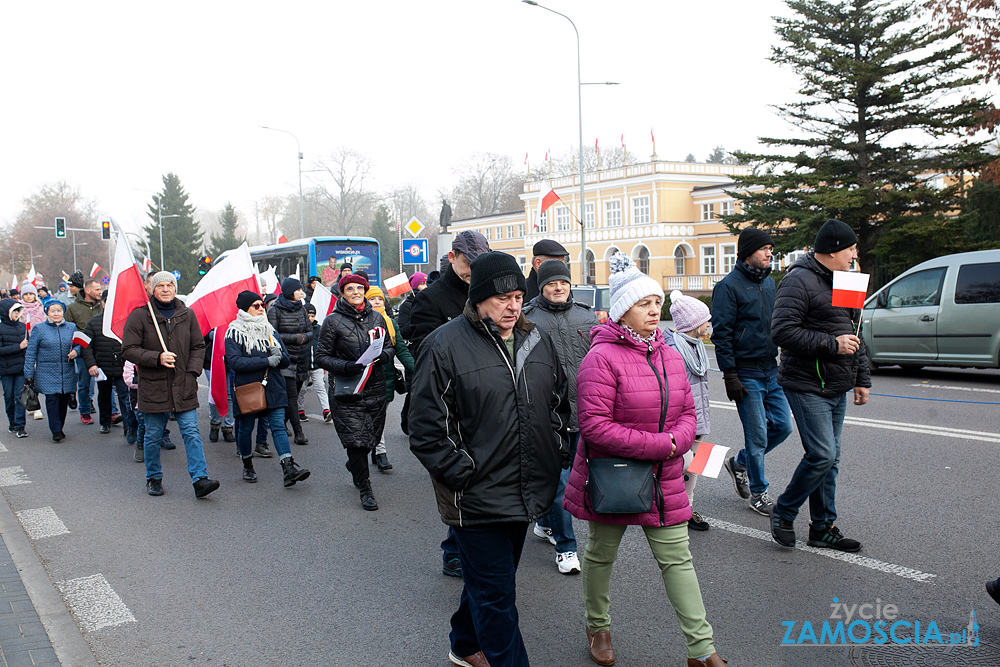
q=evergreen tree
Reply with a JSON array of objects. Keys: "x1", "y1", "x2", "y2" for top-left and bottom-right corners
[
  {"x1": 145, "y1": 173, "x2": 203, "y2": 292},
  {"x1": 706, "y1": 146, "x2": 727, "y2": 164},
  {"x1": 684, "y1": 153, "x2": 696, "y2": 163},
  {"x1": 722, "y1": 0, "x2": 994, "y2": 275},
  {"x1": 208, "y1": 203, "x2": 245, "y2": 259}
]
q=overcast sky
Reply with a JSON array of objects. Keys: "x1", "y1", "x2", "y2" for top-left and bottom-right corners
[{"x1": 2, "y1": 0, "x2": 802, "y2": 235}]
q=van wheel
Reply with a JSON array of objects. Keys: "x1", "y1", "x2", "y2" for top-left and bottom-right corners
[{"x1": 868, "y1": 359, "x2": 878, "y2": 374}]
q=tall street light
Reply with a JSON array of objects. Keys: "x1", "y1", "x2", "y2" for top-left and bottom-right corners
[
  {"x1": 157, "y1": 203, "x2": 180, "y2": 270},
  {"x1": 16, "y1": 242, "x2": 34, "y2": 270},
  {"x1": 260, "y1": 126, "x2": 304, "y2": 239},
  {"x1": 0, "y1": 250, "x2": 14, "y2": 281}
]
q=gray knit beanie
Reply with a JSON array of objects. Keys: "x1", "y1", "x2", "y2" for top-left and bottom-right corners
[
  {"x1": 150, "y1": 271, "x2": 176, "y2": 292},
  {"x1": 608, "y1": 252, "x2": 664, "y2": 323}
]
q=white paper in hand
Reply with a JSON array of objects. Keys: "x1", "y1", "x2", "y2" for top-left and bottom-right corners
[
  {"x1": 95, "y1": 368, "x2": 108, "y2": 382},
  {"x1": 355, "y1": 333, "x2": 385, "y2": 366}
]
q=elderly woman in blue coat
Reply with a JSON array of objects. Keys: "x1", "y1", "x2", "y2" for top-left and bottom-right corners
[{"x1": 23, "y1": 301, "x2": 81, "y2": 441}]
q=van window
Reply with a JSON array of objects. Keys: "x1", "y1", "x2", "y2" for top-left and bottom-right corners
[
  {"x1": 885, "y1": 268, "x2": 946, "y2": 308},
  {"x1": 955, "y1": 262, "x2": 1000, "y2": 304}
]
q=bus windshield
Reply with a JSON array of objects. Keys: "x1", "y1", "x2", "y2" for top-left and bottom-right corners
[{"x1": 316, "y1": 240, "x2": 380, "y2": 287}]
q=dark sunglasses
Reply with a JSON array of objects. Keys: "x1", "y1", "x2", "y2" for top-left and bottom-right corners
[{"x1": 249, "y1": 302, "x2": 265, "y2": 309}]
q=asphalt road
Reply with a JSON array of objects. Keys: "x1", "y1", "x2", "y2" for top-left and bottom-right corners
[{"x1": 1, "y1": 354, "x2": 998, "y2": 667}]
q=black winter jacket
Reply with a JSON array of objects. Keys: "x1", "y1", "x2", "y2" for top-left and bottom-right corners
[
  {"x1": 82, "y1": 313, "x2": 125, "y2": 378},
  {"x1": 711, "y1": 261, "x2": 779, "y2": 375},
  {"x1": 396, "y1": 292, "x2": 416, "y2": 339},
  {"x1": 400, "y1": 266, "x2": 468, "y2": 356},
  {"x1": 771, "y1": 253, "x2": 871, "y2": 396},
  {"x1": 315, "y1": 298, "x2": 395, "y2": 450},
  {"x1": 267, "y1": 296, "x2": 312, "y2": 382},
  {"x1": 224, "y1": 327, "x2": 291, "y2": 418},
  {"x1": 409, "y1": 304, "x2": 570, "y2": 527},
  {"x1": 522, "y1": 295, "x2": 598, "y2": 431},
  {"x1": 0, "y1": 299, "x2": 26, "y2": 377}
]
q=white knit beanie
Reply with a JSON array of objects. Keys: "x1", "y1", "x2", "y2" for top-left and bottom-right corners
[
  {"x1": 608, "y1": 252, "x2": 664, "y2": 323},
  {"x1": 150, "y1": 270, "x2": 176, "y2": 292}
]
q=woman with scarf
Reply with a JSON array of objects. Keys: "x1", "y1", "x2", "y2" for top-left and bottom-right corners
[
  {"x1": 226, "y1": 291, "x2": 310, "y2": 487},
  {"x1": 23, "y1": 301, "x2": 81, "y2": 442},
  {"x1": 316, "y1": 273, "x2": 394, "y2": 511},
  {"x1": 0, "y1": 299, "x2": 28, "y2": 438},
  {"x1": 365, "y1": 285, "x2": 415, "y2": 472},
  {"x1": 19, "y1": 284, "x2": 46, "y2": 329},
  {"x1": 267, "y1": 277, "x2": 313, "y2": 445}
]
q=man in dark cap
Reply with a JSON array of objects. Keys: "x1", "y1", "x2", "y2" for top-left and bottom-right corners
[
  {"x1": 711, "y1": 227, "x2": 793, "y2": 516},
  {"x1": 410, "y1": 251, "x2": 569, "y2": 667},
  {"x1": 525, "y1": 239, "x2": 570, "y2": 301},
  {"x1": 769, "y1": 219, "x2": 869, "y2": 553}
]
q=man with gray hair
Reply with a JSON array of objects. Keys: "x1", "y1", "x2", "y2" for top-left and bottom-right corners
[{"x1": 123, "y1": 271, "x2": 219, "y2": 499}]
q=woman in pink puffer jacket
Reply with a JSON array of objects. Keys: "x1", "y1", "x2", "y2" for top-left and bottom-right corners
[{"x1": 564, "y1": 252, "x2": 727, "y2": 667}]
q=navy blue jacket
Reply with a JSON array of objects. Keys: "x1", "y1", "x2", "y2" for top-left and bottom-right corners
[
  {"x1": 24, "y1": 320, "x2": 80, "y2": 395},
  {"x1": 224, "y1": 330, "x2": 291, "y2": 418},
  {"x1": 0, "y1": 299, "x2": 26, "y2": 377},
  {"x1": 711, "y1": 261, "x2": 779, "y2": 375}
]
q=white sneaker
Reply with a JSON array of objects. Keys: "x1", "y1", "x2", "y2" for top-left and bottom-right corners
[
  {"x1": 533, "y1": 524, "x2": 555, "y2": 545},
  {"x1": 33, "y1": 410, "x2": 43, "y2": 420},
  {"x1": 556, "y1": 551, "x2": 581, "y2": 575}
]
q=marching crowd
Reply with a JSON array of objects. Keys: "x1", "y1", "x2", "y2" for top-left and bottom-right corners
[{"x1": 0, "y1": 218, "x2": 876, "y2": 667}]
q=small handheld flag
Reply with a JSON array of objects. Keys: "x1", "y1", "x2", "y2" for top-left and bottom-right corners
[
  {"x1": 685, "y1": 442, "x2": 730, "y2": 479},
  {"x1": 384, "y1": 273, "x2": 412, "y2": 298},
  {"x1": 72, "y1": 331, "x2": 92, "y2": 349},
  {"x1": 832, "y1": 271, "x2": 870, "y2": 309}
]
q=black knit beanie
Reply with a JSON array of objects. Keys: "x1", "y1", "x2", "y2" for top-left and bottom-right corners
[
  {"x1": 737, "y1": 227, "x2": 774, "y2": 261},
  {"x1": 537, "y1": 259, "x2": 572, "y2": 291},
  {"x1": 814, "y1": 219, "x2": 858, "y2": 253},
  {"x1": 468, "y1": 252, "x2": 527, "y2": 305},
  {"x1": 236, "y1": 290, "x2": 262, "y2": 312},
  {"x1": 281, "y1": 277, "x2": 303, "y2": 299}
]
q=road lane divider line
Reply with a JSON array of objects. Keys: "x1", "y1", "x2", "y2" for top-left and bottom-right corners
[
  {"x1": 704, "y1": 516, "x2": 937, "y2": 583},
  {"x1": 0, "y1": 465, "x2": 30, "y2": 486},
  {"x1": 54, "y1": 574, "x2": 136, "y2": 632},
  {"x1": 908, "y1": 383, "x2": 1000, "y2": 394},
  {"x1": 15, "y1": 507, "x2": 70, "y2": 540}
]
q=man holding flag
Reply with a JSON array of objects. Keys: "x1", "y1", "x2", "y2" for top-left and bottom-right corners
[{"x1": 769, "y1": 218, "x2": 871, "y2": 552}]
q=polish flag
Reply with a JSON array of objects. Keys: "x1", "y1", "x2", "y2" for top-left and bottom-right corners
[
  {"x1": 276, "y1": 232, "x2": 288, "y2": 244},
  {"x1": 621, "y1": 133, "x2": 626, "y2": 149},
  {"x1": 309, "y1": 282, "x2": 337, "y2": 325},
  {"x1": 534, "y1": 183, "x2": 561, "y2": 231},
  {"x1": 209, "y1": 326, "x2": 229, "y2": 417},
  {"x1": 141, "y1": 257, "x2": 152, "y2": 273},
  {"x1": 384, "y1": 273, "x2": 411, "y2": 298},
  {"x1": 89, "y1": 263, "x2": 102, "y2": 278},
  {"x1": 26, "y1": 265, "x2": 37, "y2": 287},
  {"x1": 832, "y1": 271, "x2": 870, "y2": 309},
  {"x1": 686, "y1": 442, "x2": 730, "y2": 478},
  {"x1": 186, "y1": 243, "x2": 260, "y2": 336},
  {"x1": 258, "y1": 265, "x2": 279, "y2": 295},
  {"x1": 72, "y1": 330, "x2": 92, "y2": 349},
  {"x1": 103, "y1": 230, "x2": 149, "y2": 342}
]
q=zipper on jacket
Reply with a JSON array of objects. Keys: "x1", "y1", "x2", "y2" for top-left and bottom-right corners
[
  {"x1": 646, "y1": 346, "x2": 668, "y2": 525},
  {"x1": 815, "y1": 358, "x2": 826, "y2": 389},
  {"x1": 646, "y1": 345, "x2": 667, "y2": 432}
]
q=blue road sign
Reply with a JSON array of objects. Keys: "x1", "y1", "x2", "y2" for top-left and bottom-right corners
[
  {"x1": 172, "y1": 270, "x2": 182, "y2": 280},
  {"x1": 402, "y1": 238, "x2": 428, "y2": 265}
]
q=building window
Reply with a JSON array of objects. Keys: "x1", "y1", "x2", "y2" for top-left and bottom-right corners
[
  {"x1": 482, "y1": 228, "x2": 492, "y2": 241},
  {"x1": 674, "y1": 247, "x2": 687, "y2": 275},
  {"x1": 585, "y1": 203, "x2": 595, "y2": 229},
  {"x1": 631, "y1": 196, "x2": 650, "y2": 226},
  {"x1": 720, "y1": 200, "x2": 734, "y2": 216},
  {"x1": 556, "y1": 206, "x2": 571, "y2": 232},
  {"x1": 635, "y1": 246, "x2": 650, "y2": 275},
  {"x1": 605, "y1": 200, "x2": 622, "y2": 227},
  {"x1": 784, "y1": 250, "x2": 805, "y2": 269},
  {"x1": 770, "y1": 253, "x2": 781, "y2": 272},
  {"x1": 585, "y1": 249, "x2": 596, "y2": 284},
  {"x1": 517, "y1": 224, "x2": 525, "y2": 238},
  {"x1": 506, "y1": 224, "x2": 514, "y2": 239},
  {"x1": 701, "y1": 245, "x2": 716, "y2": 274},
  {"x1": 700, "y1": 203, "x2": 714, "y2": 221},
  {"x1": 721, "y1": 243, "x2": 736, "y2": 274},
  {"x1": 517, "y1": 255, "x2": 526, "y2": 273},
  {"x1": 537, "y1": 211, "x2": 547, "y2": 233}
]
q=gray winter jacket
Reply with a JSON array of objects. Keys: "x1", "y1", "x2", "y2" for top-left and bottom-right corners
[{"x1": 664, "y1": 329, "x2": 711, "y2": 436}]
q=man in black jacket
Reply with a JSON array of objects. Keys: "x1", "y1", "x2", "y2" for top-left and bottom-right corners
[
  {"x1": 410, "y1": 251, "x2": 569, "y2": 667},
  {"x1": 769, "y1": 219, "x2": 871, "y2": 553},
  {"x1": 524, "y1": 238, "x2": 569, "y2": 301},
  {"x1": 82, "y1": 291, "x2": 137, "y2": 438}
]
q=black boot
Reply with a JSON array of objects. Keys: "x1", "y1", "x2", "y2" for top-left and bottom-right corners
[
  {"x1": 222, "y1": 427, "x2": 235, "y2": 443},
  {"x1": 281, "y1": 457, "x2": 311, "y2": 487},
  {"x1": 294, "y1": 430, "x2": 309, "y2": 445},
  {"x1": 209, "y1": 426, "x2": 219, "y2": 442},
  {"x1": 375, "y1": 452, "x2": 393, "y2": 472},
  {"x1": 359, "y1": 481, "x2": 378, "y2": 511},
  {"x1": 242, "y1": 456, "x2": 257, "y2": 483}
]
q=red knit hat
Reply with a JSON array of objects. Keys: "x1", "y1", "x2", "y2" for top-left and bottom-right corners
[{"x1": 339, "y1": 273, "x2": 369, "y2": 292}]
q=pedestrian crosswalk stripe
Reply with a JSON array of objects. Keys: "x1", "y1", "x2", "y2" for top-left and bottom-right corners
[
  {"x1": 16, "y1": 506, "x2": 70, "y2": 540},
  {"x1": 54, "y1": 574, "x2": 136, "y2": 632},
  {"x1": 0, "y1": 465, "x2": 30, "y2": 486}
]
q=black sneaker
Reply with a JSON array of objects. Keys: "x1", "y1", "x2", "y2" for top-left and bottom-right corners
[
  {"x1": 68, "y1": 395, "x2": 77, "y2": 410},
  {"x1": 771, "y1": 515, "x2": 796, "y2": 548},
  {"x1": 193, "y1": 477, "x2": 220, "y2": 498},
  {"x1": 146, "y1": 478, "x2": 164, "y2": 496},
  {"x1": 723, "y1": 456, "x2": 751, "y2": 499},
  {"x1": 808, "y1": 525, "x2": 862, "y2": 552},
  {"x1": 987, "y1": 579, "x2": 1000, "y2": 607},
  {"x1": 160, "y1": 438, "x2": 176, "y2": 450},
  {"x1": 688, "y1": 510, "x2": 710, "y2": 531},
  {"x1": 100, "y1": 424, "x2": 111, "y2": 434},
  {"x1": 7, "y1": 426, "x2": 15, "y2": 433},
  {"x1": 52, "y1": 431, "x2": 65, "y2": 442},
  {"x1": 15, "y1": 428, "x2": 27, "y2": 438},
  {"x1": 442, "y1": 557, "x2": 462, "y2": 578},
  {"x1": 209, "y1": 427, "x2": 219, "y2": 442}
]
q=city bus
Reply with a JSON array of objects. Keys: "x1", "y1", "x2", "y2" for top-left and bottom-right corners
[{"x1": 216, "y1": 236, "x2": 382, "y2": 287}]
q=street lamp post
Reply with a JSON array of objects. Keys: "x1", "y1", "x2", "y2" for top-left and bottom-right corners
[
  {"x1": 16, "y1": 242, "x2": 34, "y2": 271},
  {"x1": 157, "y1": 204, "x2": 181, "y2": 270},
  {"x1": 0, "y1": 250, "x2": 14, "y2": 282},
  {"x1": 260, "y1": 126, "x2": 304, "y2": 239}
]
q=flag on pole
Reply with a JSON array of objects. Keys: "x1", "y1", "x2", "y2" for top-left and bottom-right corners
[
  {"x1": 524, "y1": 152, "x2": 528, "y2": 165},
  {"x1": 384, "y1": 273, "x2": 412, "y2": 298},
  {"x1": 534, "y1": 183, "x2": 561, "y2": 231},
  {"x1": 186, "y1": 243, "x2": 261, "y2": 336},
  {"x1": 685, "y1": 442, "x2": 730, "y2": 478},
  {"x1": 10, "y1": 274, "x2": 16, "y2": 290},
  {"x1": 276, "y1": 232, "x2": 288, "y2": 244},
  {"x1": 832, "y1": 271, "x2": 871, "y2": 309},
  {"x1": 89, "y1": 262, "x2": 102, "y2": 278},
  {"x1": 103, "y1": 230, "x2": 149, "y2": 342},
  {"x1": 258, "y1": 265, "x2": 279, "y2": 295},
  {"x1": 26, "y1": 266, "x2": 37, "y2": 288},
  {"x1": 209, "y1": 326, "x2": 229, "y2": 417},
  {"x1": 141, "y1": 257, "x2": 152, "y2": 273},
  {"x1": 72, "y1": 330, "x2": 92, "y2": 349},
  {"x1": 309, "y1": 282, "x2": 337, "y2": 325},
  {"x1": 621, "y1": 133, "x2": 625, "y2": 149}
]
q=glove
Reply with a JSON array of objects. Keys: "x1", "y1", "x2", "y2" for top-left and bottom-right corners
[
  {"x1": 723, "y1": 370, "x2": 748, "y2": 403},
  {"x1": 268, "y1": 345, "x2": 281, "y2": 357},
  {"x1": 296, "y1": 334, "x2": 307, "y2": 345},
  {"x1": 267, "y1": 347, "x2": 283, "y2": 367}
]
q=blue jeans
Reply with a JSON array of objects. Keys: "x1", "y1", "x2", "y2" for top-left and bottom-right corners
[
  {"x1": 734, "y1": 374, "x2": 793, "y2": 495},
  {"x1": 548, "y1": 432, "x2": 578, "y2": 554},
  {"x1": 775, "y1": 391, "x2": 846, "y2": 528},
  {"x1": 450, "y1": 523, "x2": 529, "y2": 667},
  {"x1": 1, "y1": 374, "x2": 26, "y2": 430},
  {"x1": 75, "y1": 357, "x2": 94, "y2": 415},
  {"x1": 143, "y1": 410, "x2": 209, "y2": 482},
  {"x1": 237, "y1": 408, "x2": 289, "y2": 459},
  {"x1": 206, "y1": 370, "x2": 235, "y2": 429}
]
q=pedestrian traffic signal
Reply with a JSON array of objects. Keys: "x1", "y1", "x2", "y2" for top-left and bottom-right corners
[
  {"x1": 198, "y1": 256, "x2": 213, "y2": 275},
  {"x1": 55, "y1": 217, "x2": 66, "y2": 238},
  {"x1": 101, "y1": 220, "x2": 111, "y2": 240}
]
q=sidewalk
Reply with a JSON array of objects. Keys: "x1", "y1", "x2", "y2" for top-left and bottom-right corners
[{"x1": 0, "y1": 532, "x2": 59, "y2": 667}]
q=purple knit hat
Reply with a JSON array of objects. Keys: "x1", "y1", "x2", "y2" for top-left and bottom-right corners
[
  {"x1": 408, "y1": 272, "x2": 427, "y2": 291},
  {"x1": 669, "y1": 290, "x2": 710, "y2": 333}
]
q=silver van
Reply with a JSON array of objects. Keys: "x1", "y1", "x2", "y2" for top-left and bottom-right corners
[{"x1": 862, "y1": 249, "x2": 1000, "y2": 370}]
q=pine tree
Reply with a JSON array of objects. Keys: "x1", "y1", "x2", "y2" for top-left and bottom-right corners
[
  {"x1": 722, "y1": 0, "x2": 994, "y2": 276},
  {"x1": 208, "y1": 203, "x2": 245, "y2": 259},
  {"x1": 145, "y1": 173, "x2": 203, "y2": 292}
]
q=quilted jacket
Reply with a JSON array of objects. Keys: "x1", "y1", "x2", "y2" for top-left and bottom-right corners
[
  {"x1": 0, "y1": 299, "x2": 26, "y2": 377},
  {"x1": 23, "y1": 319, "x2": 80, "y2": 395}
]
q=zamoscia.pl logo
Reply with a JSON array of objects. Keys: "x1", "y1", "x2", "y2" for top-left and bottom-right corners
[{"x1": 781, "y1": 598, "x2": 979, "y2": 647}]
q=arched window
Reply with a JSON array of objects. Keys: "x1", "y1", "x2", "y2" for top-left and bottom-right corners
[
  {"x1": 585, "y1": 250, "x2": 596, "y2": 285},
  {"x1": 635, "y1": 246, "x2": 650, "y2": 275},
  {"x1": 674, "y1": 246, "x2": 687, "y2": 275}
]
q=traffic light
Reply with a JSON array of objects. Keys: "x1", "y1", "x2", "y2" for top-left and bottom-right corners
[
  {"x1": 198, "y1": 256, "x2": 213, "y2": 275},
  {"x1": 55, "y1": 217, "x2": 66, "y2": 238},
  {"x1": 101, "y1": 220, "x2": 111, "y2": 240}
]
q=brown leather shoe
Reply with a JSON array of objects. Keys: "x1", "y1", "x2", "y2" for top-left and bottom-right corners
[
  {"x1": 448, "y1": 650, "x2": 490, "y2": 667},
  {"x1": 586, "y1": 626, "x2": 615, "y2": 666},
  {"x1": 687, "y1": 652, "x2": 728, "y2": 667}
]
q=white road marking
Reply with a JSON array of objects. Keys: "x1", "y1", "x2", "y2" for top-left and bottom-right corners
[
  {"x1": 0, "y1": 465, "x2": 30, "y2": 486},
  {"x1": 908, "y1": 383, "x2": 1000, "y2": 395},
  {"x1": 0, "y1": 441, "x2": 7, "y2": 452},
  {"x1": 54, "y1": 574, "x2": 136, "y2": 632},
  {"x1": 16, "y1": 506, "x2": 70, "y2": 540},
  {"x1": 704, "y1": 517, "x2": 936, "y2": 583}
]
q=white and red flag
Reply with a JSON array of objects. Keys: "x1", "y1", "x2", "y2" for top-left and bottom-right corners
[
  {"x1": 276, "y1": 232, "x2": 288, "y2": 244},
  {"x1": 141, "y1": 257, "x2": 152, "y2": 273},
  {"x1": 621, "y1": 133, "x2": 626, "y2": 149},
  {"x1": 832, "y1": 271, "x2": 870, "y2": 309},
  {"x1": 534, "y1": 183, "x2": 561, "y2": 231},
  {"x1": 384, "y1": 273, "x2": 412, "y2": 298},
  {"x1": 186, "y1": 242, "x2": 260, "y2": 336},
  {"x1": 72, "y1": 330, "x2": 92, "y2": 349},
  {"x1": 103, "y1": 230, "x2": 149, "y2": 342},
  {"x1": 26, "y1": 266, "x2": 37, "y2": 288},
  {"x1": 209, "y1": 325, "x2": 229, "y2": 417},
  {"x1": 309, "y1": 282, "x2": 337, "y2": 325},
  {"x1": 685, "y1": 442, "x2": 730, "y2": 479},
  {"x1": 89, "y1": 263, "x2": 102, "y2": 278},
  {"x1": 258, "y1": 265, "x2": 279, "y2": 295}
]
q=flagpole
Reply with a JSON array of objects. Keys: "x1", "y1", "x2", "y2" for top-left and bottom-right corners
[{"x1": 109, "y1": 220, "x2": 169, "y2": 355}]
